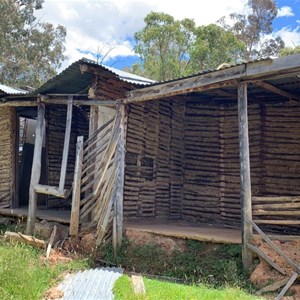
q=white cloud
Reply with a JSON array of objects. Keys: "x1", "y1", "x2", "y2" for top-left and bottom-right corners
[
  {"x1": 277, "y1": 6, "x2": 294, "y2": 17},
  {"x1": 275, "y1": 26, "x2": 300, "y2": 47},
  {"x1": 36, "y1": 0, "x2": 248, "y2": 69}
]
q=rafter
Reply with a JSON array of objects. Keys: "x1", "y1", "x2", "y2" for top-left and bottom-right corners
[{"x1": 254, "y1": 81, "x2": 300, "y2": 101}]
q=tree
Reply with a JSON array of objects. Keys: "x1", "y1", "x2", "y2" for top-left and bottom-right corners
[
  {"x1": 132, "y1": 12, "x2": 244, "y2": 81},
  {"x1": 280, "y1": 45, "x2": 300, "y2": 56},
  {"x1": 189, "y1": 24, "x2": 244, "y2": 74},
  {"x1": 132, "y1": 12, "x2": 196, "y2": 81},
  {"x1": 219, "y1": 0, "x2": 284, "y2": 60},
  {"x1": 0, "y1": 0, "x2": 66, "y2": 88}
]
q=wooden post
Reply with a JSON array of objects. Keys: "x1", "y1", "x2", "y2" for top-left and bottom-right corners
[
  {"x1": 59, "y1": 96, "x2": 73, "y2": 191},
  {"x1": 238, "y1": 82, "x2": 253, "y2": 271},
  {"x1": 116, "y1": 103, "x2": 126, "y2": 250},
  {"x1": 26, "y1": 103, "x2": 45, "y2": 234},
  {"x1": 69, "y1": 136, "x2": 84, "y2": 237}
]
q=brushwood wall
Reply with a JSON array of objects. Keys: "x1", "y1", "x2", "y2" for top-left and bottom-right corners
[
  {"x1": 0, "y1": 107, "x2": 16, "y2": 208},
  {"x1": 124, "y1": 96, "x2": 300, "y2": 228}
]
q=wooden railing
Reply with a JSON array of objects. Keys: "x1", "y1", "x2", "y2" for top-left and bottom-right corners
[
  {"x1": 70, "y1": 104, "x2": 126, "y2": 251},
  {"x1": 252, "y1": 196, "x2": 300, "y2": 225}
]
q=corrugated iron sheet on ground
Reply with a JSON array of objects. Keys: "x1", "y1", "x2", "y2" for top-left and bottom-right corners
[{"x1": 57, "y1": 267, "x2": 123, "y2": 300}]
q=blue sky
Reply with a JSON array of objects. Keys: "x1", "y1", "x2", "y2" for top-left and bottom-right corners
[{"x1": 36, "y1": 0, "x2": 300, "y2": 71}]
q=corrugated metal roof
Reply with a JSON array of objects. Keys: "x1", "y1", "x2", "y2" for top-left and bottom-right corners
[
  {"x1": 57, "y1": 267, "x2": 123, "y2": 300},
  {"x1": 34, "y1": 58, "x2": 153, "y2": 95},
  {"x1": 0, "y1": 84, "x2": 27, "y2": 95}
]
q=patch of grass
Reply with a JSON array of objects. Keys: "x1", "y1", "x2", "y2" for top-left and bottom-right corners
[
  {"x1": 113, "y1": 275, "x2": 263, "y2": 300},
  {"x1": 100, "y1": 239, "x2": 256, "y2": 293},
  {"x1": 0, "y1": 236, "x2": 92, "y2": 300}
]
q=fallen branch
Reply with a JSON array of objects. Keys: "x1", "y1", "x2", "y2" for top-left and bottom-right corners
[
  {"x1": 4, "y1": 231, "x2": 46, "y2": 249},
  {"x1": 46, "y1": 225, "x2": 57, "y2": 259}
]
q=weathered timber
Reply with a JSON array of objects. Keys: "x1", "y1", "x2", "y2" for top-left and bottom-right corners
[
  {"x1": 238, "y1": 82, "x2": 253, "y2": 271},
  {"x1": 246, "y1": 243, "x2": 286, "y2": 275},
  {"x1": 70, "y1": 136, "x2": 84, "y2": 236},
  {"x1": 34, "y1": 184, "x2": 69, "y2": 198},
  {"x1": 26, "y1": 103, "x2": 45, "y2": 234},
  {"x1": 59, "y1": 96, "x2": 73, "y2": 191},
  {"x1": 4, "y1": 231, "x2": 46, "y2": 248}
]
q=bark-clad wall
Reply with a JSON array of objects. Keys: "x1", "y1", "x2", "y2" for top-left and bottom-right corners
[
  {"x1": 262, "y1": 101, "x2": 300, "y2": 196},
  {"x1": 124, "y1": 98, "x2": 185, "y2": 219},
  {"x1": 0, "y1": 107, "x2": 16, "y2": 208}
]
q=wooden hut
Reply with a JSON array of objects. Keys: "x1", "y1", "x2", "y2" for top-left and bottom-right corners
[
  {"x1": 1, "y1": 55, "x2": 300, "y2": 278},
  {"x1": 0, "y1": 58, "x2": 153, "y2": 231}
]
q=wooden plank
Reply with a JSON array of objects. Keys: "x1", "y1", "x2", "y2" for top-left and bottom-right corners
[
  {"x1": 34, "y1": 184, "x2": 69, "y2": 198},
  {"x1": 26, "y1": 103, "x2": 45, "y2": 234},
  {"x1": 238, "y1": 82, "x2": 253, "y2": 271},
  {"x1": 116, "y1": 103, "x2": 126, "y2": 249},
  {"x1": 256, "y1": 277, "x2": 290, "y2": 295},
  {"x1": 70, "y1": 136, "x2": 84, "y2": 237},
  {"x1": 275, "y1": 272, "x2": 299, "y2": 300},
  {"x1": 253, "y1": 196, "x2": 300, "y2": 202},
  {"x1": 246, "y1": 243, "x2": 286, "y2": 275},
  {"x1": 59, "y1": 96, "x2": 73, "y2": 191},
  {"x1": 124, "y1": 54, "x2": 300, "y2": 103},
  {"x1": 247, "y1": 217, "x2": 300, "y2": 273}
]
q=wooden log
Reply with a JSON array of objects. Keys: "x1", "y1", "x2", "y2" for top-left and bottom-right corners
[
  {"x1": 26, "y1": 103, "x2": 45, "y2": 235},
  {"x1": 34, "y1": 184, "x2": 69, "y2": 198},
  {"x1": 70, "y1": 136, "x2": 84, "y2": 237},
  {"x1": 4, "y1": 231, "x2": 46, "y2": 248},
  {"x1": 253, "y1": 196, "x2": 300, "y2": 203},
  {"x1": 238, "y1": 82, "x2": 253, "y2": 271},
  {"x1": 59, "y1": 96, "x2": 73, "y2": 191},
  {"x1": 116, "y1": 103, "x2": 127, "y2": 249}
]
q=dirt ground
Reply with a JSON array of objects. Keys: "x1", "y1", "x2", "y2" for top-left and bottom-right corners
[{"x1": 250, "y1": 237, "x2": 300, "y2": 299}]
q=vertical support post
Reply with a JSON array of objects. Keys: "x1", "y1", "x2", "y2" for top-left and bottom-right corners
[
  {"x1": 238, "y1": 82, "x2": 253, "y2": 271},
  {"x1": 26, "y1": 103, "x2": 45, "y2": 234},
  {"x1": 69, "y1": 136, "x2": 84, "y2": 237},
  {"x1": 115, "y1": 103, "x2": 127, "y2": 251},
  {"x1": 59, "y1": 96, "x2": 73, "y2": 191}
]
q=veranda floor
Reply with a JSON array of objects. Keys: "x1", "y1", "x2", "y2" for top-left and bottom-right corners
[
  {"x1": 125, "y1": 221, "x2": 242, "y2": 244},
  {"x1": 0, "y1": 207, "x2": 70, "y2": 224}
]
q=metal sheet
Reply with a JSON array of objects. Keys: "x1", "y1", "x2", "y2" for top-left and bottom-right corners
[{"x1": 58, "y1": 267, "x2": 123, "y2": 300}]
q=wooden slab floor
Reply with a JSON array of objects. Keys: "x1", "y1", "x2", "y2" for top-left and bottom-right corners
[
  {"x1": 0, "y1": 207, "x2": 70, "y2": 224},
  {"x1": 125, "y1": 221, "x2": 241, "y2": 244}
]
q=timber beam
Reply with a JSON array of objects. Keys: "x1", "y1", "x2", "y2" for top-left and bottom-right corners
[
  {"x1": 124, "y1": 54, "x2": 300, "y2": 104},
  {"x1": 254, "y1": 81, "x2": 300, "y2": 101}
]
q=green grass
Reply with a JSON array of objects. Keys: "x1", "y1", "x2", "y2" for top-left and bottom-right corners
[
  {"x1": 0, "y1": 226, "x2": 92, "y2": 300},
  {"x1": 114, "y1": 275, "x2": 264, "y2": 300},
  {"x1": 100, "y1": 239, "x2": 256, "y2": 292}
]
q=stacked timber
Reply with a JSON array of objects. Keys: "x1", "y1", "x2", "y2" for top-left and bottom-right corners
[
  {"x1": 263, "y1": 101, "x2": 300, "y2": 197},
  {"x1": 0, "y1": 107, "x2": 16, "y2": 208},
  {"x1": 183, "y1": 101, "x2": 222, "y2": 223},
  {"x1": 220, "y1": 103, "x2": 262, "y2": 225},
  {"x1": 124, "y1": 98, "x2": 186, "y2": 220},
  {"x1": 169, "y1": 99, "x2": 185, "y2": 219}
]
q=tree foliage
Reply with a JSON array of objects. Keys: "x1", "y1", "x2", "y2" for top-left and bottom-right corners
[
  {"x1": 0, "y1": 0, "x2": 66, "y2": 88},
  {"x1": 219, "y1": 0, "x2": 284, "y2": 60},
  {"x1": 280, "y1": 45, "x2": 300, "y2": 56},
  {"x1": 132, "y1": 12, "x2": 244, "y2": 81}
]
